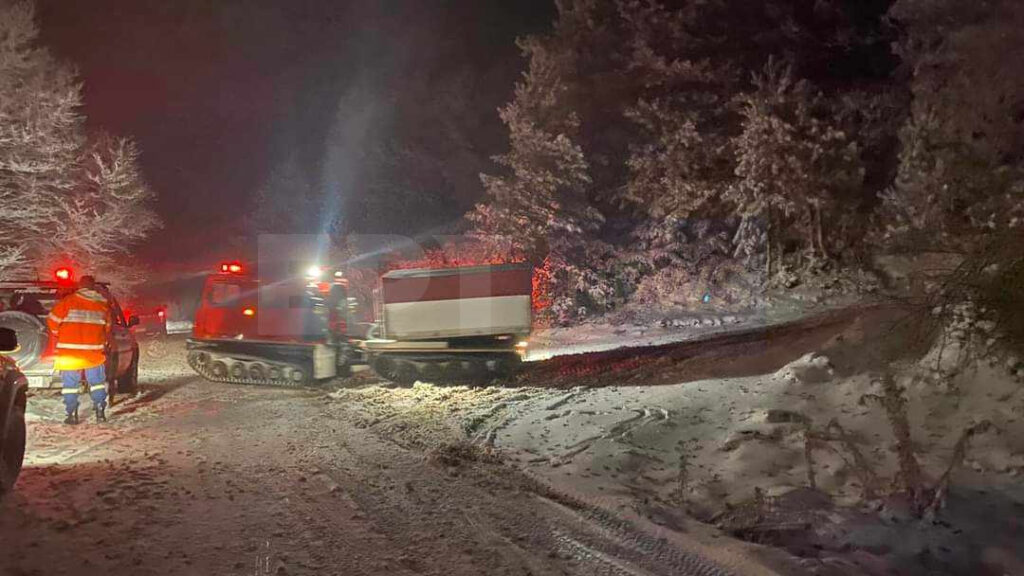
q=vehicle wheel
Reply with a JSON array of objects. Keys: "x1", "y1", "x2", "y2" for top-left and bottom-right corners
[
  {"x1": 491, "y1": 354, "x2": 522, "y2": 379},
  {"x1": 371, "y1": 356, "x2": 396, "y2": 381},
  {"x1": 419, "y1": 362, "x2": 443, "y2": 384},
  {"x1": 116, "y1": 350, "x2": 140, "y2": 395},
  {"x1": 441, "y1": 361, "x2": 465, "y2": 383},
  {"x1": 0, "y1": 394, "x2": 26, "y2": 496},
  {"x1": 190, "y1": 351, "x2": 210, "y2": 367},
  {"x1": 210, "y1": 361, "x2": 229, "y2": 379},
  {"x1": 267, "y1": 366, "x2": 283, "y2": 382},
  {"x1": 467, "y1": 359, "x2": 489, "y2": 387},
  {"x1": 248, "y1": 363, "x2": 266, "y2": 382},
  {"x1": 393, "y1": 362, "x2": 419, "y2": 387},
  {"x1": 230, "y1": 362, "x2": 246, "y2": 381}
]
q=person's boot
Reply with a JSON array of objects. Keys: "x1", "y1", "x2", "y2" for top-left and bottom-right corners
[
  {"x1": 64, "y1": 408, "x2": 79, "y2": 425},
  {"x1": 95, "y1": 406, "x2": 107, "y2": 423}
]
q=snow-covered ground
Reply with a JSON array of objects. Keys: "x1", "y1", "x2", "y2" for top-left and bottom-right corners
[
  {"x1": 10, "y1": 336, "x2": 789, "y2": 576},
  {"x1": 17, "y1": 301, "x2": 1024, "y2": 575},
  {"x1": 330, "y1": 304, "x2": 1024, "y2": 575}
]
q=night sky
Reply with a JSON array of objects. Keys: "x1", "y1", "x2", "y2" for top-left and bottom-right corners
[{"x1": 35, "y1": 0, "x2": 553, "y2": 264}]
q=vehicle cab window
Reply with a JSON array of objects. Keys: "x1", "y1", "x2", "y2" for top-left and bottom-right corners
[{"x1": 208, "y1": 283, "x2": 242, "y2": 307}]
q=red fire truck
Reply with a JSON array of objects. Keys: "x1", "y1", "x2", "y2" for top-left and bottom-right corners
[{"x1": 186, "y1": 262, "x2": 532, "y2": 386}]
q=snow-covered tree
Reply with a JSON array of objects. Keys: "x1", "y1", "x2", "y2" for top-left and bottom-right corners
[
  {"x1": 469, "y1": 14, "x2": 596, "y2": 260},
  {"x1": 472, "y1": 0, "x2": 896, "y2": 315},
  {"x1": 44, "y1": 134, "x2": 160, "y2": 282},
  {"x1": 469, "y1": 2, "x2": 614, "y2": 319},
  {"x1": 0, "y1": 1, "x2": 159, "y2": 283},
  {"x1": 727, "y1": 62, "x2": 863, "y2": 277},
  {"x1": 883, "y1": 0, "x2": 1024, "y2": 248},
  {"x1": 0, "y1": 0, "x2": 81, "y2": 277},
  {"x1": 619, "y1": 0, "x2": 735, "y2": 224}
]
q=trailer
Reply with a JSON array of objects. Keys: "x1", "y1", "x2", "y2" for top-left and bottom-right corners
[{"x1": 362, "y1": 263, "x2": 532, "y2": 385}]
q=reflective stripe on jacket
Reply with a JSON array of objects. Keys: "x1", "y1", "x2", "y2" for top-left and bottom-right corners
[{"x1": 46, "y1": 288, "x2": 112, "y2": 370}]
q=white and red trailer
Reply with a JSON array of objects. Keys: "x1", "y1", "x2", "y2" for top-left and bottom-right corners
[{"x1": 362, "y1": 263, "x2": 532, "y2": 384}]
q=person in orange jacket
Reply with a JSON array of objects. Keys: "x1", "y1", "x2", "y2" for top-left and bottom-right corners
[{"x1": 46, "y1": 275, "x2": 112, "y2": 424}]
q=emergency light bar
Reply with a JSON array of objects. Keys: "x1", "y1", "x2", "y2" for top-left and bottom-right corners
[
  {"x1": 220, "y1": 262, "x2": 244, "y2": 274},
  {"x1": 54, "y1": 267, "x2": 73, "y2": 282}
]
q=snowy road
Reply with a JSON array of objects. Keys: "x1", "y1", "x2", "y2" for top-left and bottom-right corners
[
  {"x1": 2, "y1": 373, "x2": 782, "y2": 576},
  {"x1": 0, "y1": 306, "x2": 893, "y2": 576}
]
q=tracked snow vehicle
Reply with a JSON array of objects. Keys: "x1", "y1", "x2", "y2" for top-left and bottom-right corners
[
  {"x1": 186, "y1": 262, "x2": 356, "y2": 387},
  {"x1": 187, "y1": 261, "x2": 532, "y2": 387}
]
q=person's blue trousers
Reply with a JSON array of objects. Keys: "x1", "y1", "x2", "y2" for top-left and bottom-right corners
[{"x1": 61, "y1": 365, "x2": 107, "y2": 415}]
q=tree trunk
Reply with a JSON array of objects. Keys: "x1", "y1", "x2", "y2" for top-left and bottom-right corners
[
  {"x1": 815, "y1": 203, "x2": 828, "y2": 260},
  {"x1": 765, "y1": 211, "x2": 773, "y2": 285},
  {"x1": 806, "y1": 205, "x2": 816, "y2": 259}
]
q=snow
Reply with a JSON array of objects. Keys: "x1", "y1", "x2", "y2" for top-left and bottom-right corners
[
  {"x1": 329, "y1": 304, "x2": 1024, "y2": 574},
  {"x1": 503, "y1": 315, "x2": 1024, "y2": 573},
  {"x1": 14, "y1": 304, "x2": 1024, "y2": 574}
]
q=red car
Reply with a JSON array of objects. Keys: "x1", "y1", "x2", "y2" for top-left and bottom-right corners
[{"x1": 125, "y1": 306, "x2": 168, "y2": 336}]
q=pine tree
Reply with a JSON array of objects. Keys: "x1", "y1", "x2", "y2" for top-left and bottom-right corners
[
  {"x1": 469, "y1": 4, "x2": 598, "y2": 261},
  {"x1": 472, "y1": 0, "x2": 896, "y2": 315},
  {"x1": 727, "y1": 61, "x2": 863, "y2": 278}
]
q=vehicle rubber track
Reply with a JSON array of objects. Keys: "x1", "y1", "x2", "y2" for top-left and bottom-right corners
[
  {"x1": 187, "y1": 350, "x2": 313, "y2": 388},
  {"x1": 370, "y1": 352, "x2": 521, "y2": 387}
]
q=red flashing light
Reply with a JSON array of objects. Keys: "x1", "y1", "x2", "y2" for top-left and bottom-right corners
[
  {"x1": 157, "y1": 309, "x2": 166, "y2": 319},
  {"x1": 220, "y1": 262, "x2": 244, "y2": 274},
  {"x1": 242, "y1": 307, "x2": 256, "y2": 317},
  {"x1": 54, "y1": 267, "x2": 73, "y2": 282}
]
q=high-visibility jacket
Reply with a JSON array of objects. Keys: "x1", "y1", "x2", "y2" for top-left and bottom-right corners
[{"x1": 46, "y1": 288, "x2": 112, "y2": 371}]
